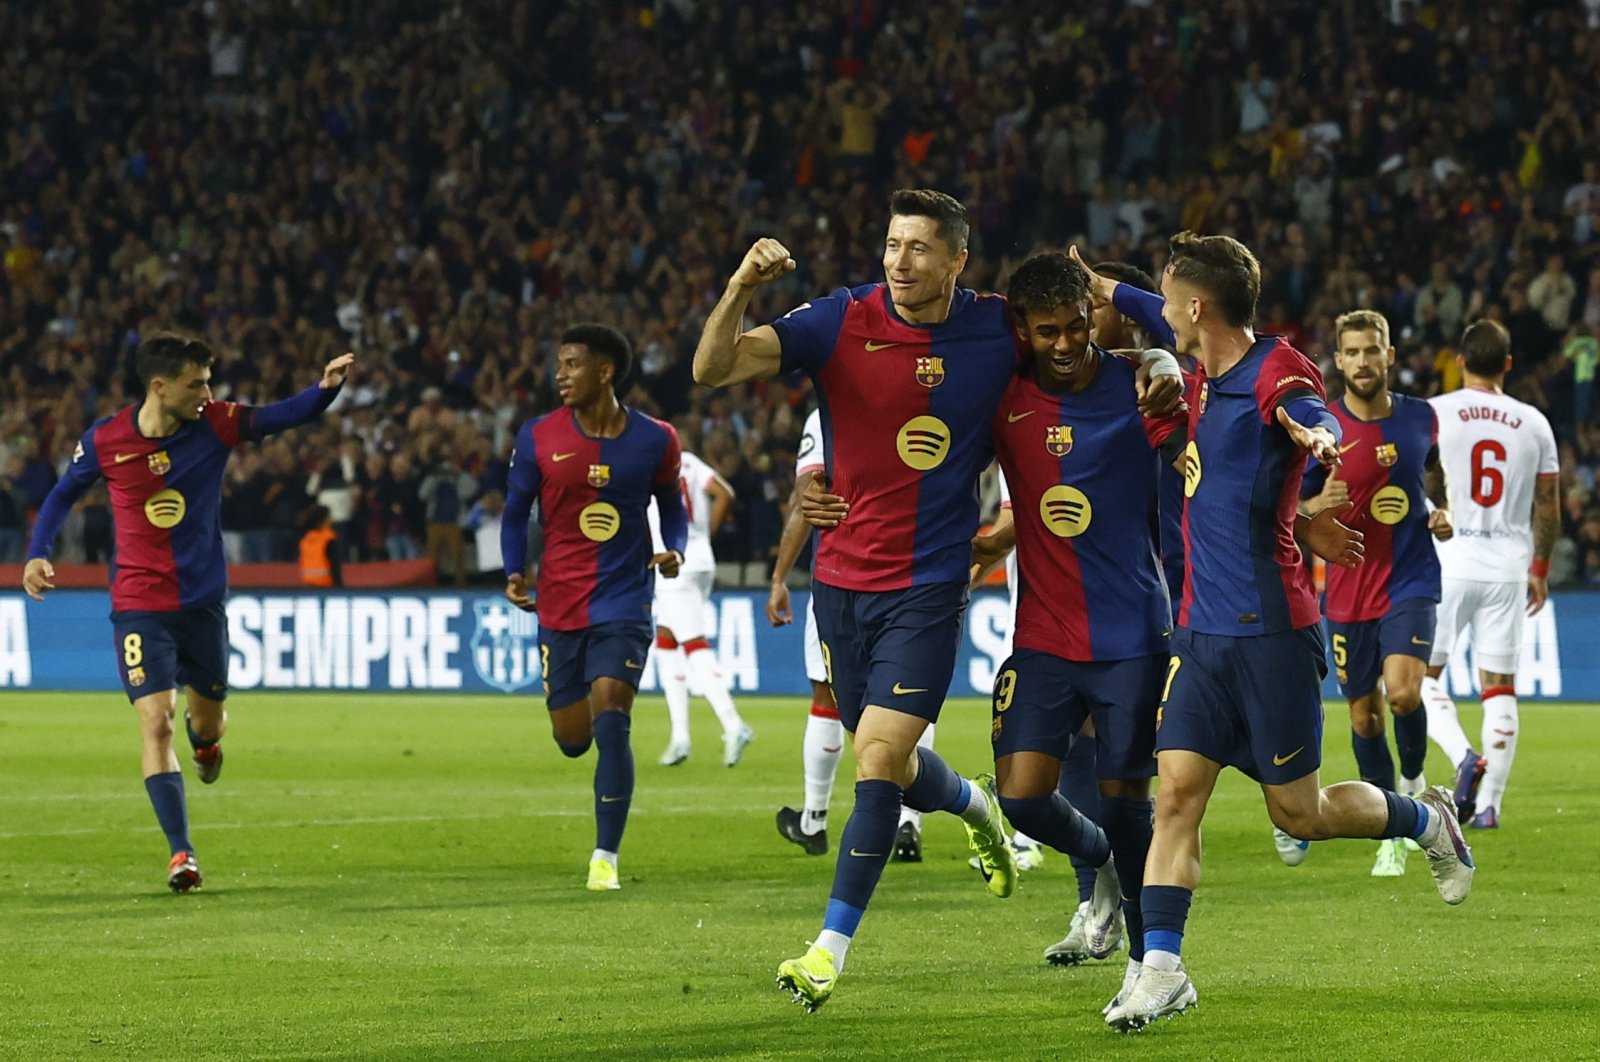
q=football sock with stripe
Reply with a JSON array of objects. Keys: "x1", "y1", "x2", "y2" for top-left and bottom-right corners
[
  {"x1": 1141, "y1": 884, "x2": 1192, "y2": 971},
  {"x1": 591, "y1": 710, "x2": 634, "y2": 853},
  {"x1": 144, "y1": 772, "x2": 192, "y2": 855},
  {"x1": 901, "y1": 746, "x2": 987, "y2": 826},
  {"x1": 819, "y1": 779, "x2": 902, "y2": 970}
]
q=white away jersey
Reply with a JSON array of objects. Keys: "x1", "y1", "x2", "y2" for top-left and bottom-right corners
[
  {"x1": 1430, "y1": 387, "x2": 1558, "y2": 582},
  {"x1": 649, "y1": 450, "x2": 731, "y2": 573},
  {"x1": 797, "y1": 409, "x2": 824, "y2": 478}
]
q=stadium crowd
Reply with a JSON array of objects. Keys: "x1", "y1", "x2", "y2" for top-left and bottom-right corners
[{"x1": 3, "y1": 0, "x2": 1600, "y2": 584}]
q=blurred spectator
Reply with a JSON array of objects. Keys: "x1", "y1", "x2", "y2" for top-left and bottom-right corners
[
  {"x1": 0, "y1": 455, "x2": 27, "y2": 563},
  {"x1": 419, "y1": 447, "x2": 476, "y2": 585},
  {"x1": 465, "y1": 489, "x2": 506, "y2": 586},
  {"x1": 298, "y1": 505, "x2": 341, "y2": 588}
]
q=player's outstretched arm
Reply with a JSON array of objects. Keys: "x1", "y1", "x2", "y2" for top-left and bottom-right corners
[
  {"x1": 22, "y1": 430, "x2": 103, "y2": 600},
  {"x1": 501, "y1": 424, "x2": 541, "y2": 612},
  {"x1": 1274, "y1": 403, "x2": 1342, "y2": 466},
  {"x1": 767, "y1": 469, "x2": 822, "y2": 626},
  {"x1": 694, "y1": 239, "x2": 795, "y2": 388},
  {"x1": 650, "y1": 427, "x2": 688, "y2": 579},
  {"x1": 247, "y1": 353, "x2": 355, "y2": 439},
  {"x1": 1070, "y1": 246, "x2": 1177, "y2": 348}
]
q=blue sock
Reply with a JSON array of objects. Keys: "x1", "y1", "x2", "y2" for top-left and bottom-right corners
[
  {"x1": 1352, "y1": 729, "x2": 1396, "y2": 791},
  {"x1": 591, "y1": 711, "x2": 634, "y2": 853},
  {"x1": 1393, "y1": 709, "x2": 1428, "y2": 781},
  {"x1": 144, "y1": 771, "x2": 192, "y2": 855},
  {"x1": 1059, "y1": 736, "x2": 1101, "y2": 903},
  {"x1": 998, "y1": 792, "x2": 1110, "y2": 866},
  {"x1": 825, "y1": 780, "x2": 902, "y2": 918},
  {"x1": 900, "y1": 747, "x2": 967, "y2": 815},
  {"x1": 1101, "y1": 796, "x2": 1154, "y2": 962},
  {"x1": 1378, "y1": 789, "x2": 1431, "y2": 840},
  {"x1": 184, "y1": 713, "x2": 217, "y2": 751},
  {"x1": 1141, "y1": 884, "x2": 1192, "y2": 958}
]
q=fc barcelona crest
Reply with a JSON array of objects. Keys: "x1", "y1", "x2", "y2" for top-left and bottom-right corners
[
  {"x1": 588, "y1": 463, "x2": 611, "y2": 488},
  {"x1": 147, "y1": 450, "x2": 171, "y2": 476},
  {"x1": 1375, "y1": 443, "x2": 1398, "y2": 467},
  {"x1": 915, "y1": 356, "x2": 945, "y2": 388},
  {"x1": 1198, "y1": 382, "x2": 1210, "y2": 416},
  {"x1": 1045, "y1": 424, "x2": 1074, "y2": 457}
]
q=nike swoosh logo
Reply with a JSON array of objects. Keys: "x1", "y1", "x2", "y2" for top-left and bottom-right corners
[
  {"x1": 848, "y1": 849, "x2": 883, "y2": 858},
  {"x1": 864, "y1": 341, "x2": 902, "y2": 351},
  {"x1": 1272, "y1": 746, "x2": 1305, "y2": 766},
  {"x1": 1338, "y1": 441, "x2": 1359, "y2": 454},
  {"x1": 624, "y1": 660, "x2": 643, "y2": 670},
  {"x1": 113, "y1": 453, "x2": 139, "y2": 464},
  {"x1": 601, "y1": 795, "x2": 627, "y2": 803},
  {"x1": 891, "y1": 683, "x2": 927, "y2": 695},
  {"x1": 1007, "y1": 410, "x2": 1036, "y2": 422},
  {"x1": 1411, "y1": 637, "x2": 1431, "y2": 646},
  {"x1": 551, "y1": 452, "x2": 576, "y2": 462}
]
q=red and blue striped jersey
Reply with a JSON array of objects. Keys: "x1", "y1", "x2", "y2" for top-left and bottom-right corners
[
  {"x1": 1303, "y1": 394, "x2": 1441, "y2": 622},
  {"x1": 994, "y1": 353, "x2": 1185, "y2": 661},
  {"x1": 502, "y1": 408, "x2": 685, "y2": 632},
  {"x1": 1180, "y1": 337, "x2": 1327, "y2": 635},
  {"x1": 771, "y1": 283, "x2": 1021, "y2": 591}
]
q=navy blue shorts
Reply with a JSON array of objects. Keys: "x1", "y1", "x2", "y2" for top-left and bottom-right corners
[
  {"x1": 538, "y1": 621, "x2": 653, "y2": 711},
  {"x1": 1328, "y1": 598, "x2": 1437, "y2": 700},
  {"x1": 1156, "y1": 625, "x2": 1328, "y2": 785},
  {"x1": 991, "y1": 649, "x2": 1162, "y2": 780},
  {"x1": 111, "y1": 604, "x2": 230, "y2": 703},
  {"x1": 810, "y1": 580, "x2": 967, "y2": 732}
]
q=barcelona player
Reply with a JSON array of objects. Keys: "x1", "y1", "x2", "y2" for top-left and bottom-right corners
[
  {"x1": 22, "y1": 333, "x2": 353, "y2": 892},
  {"x1": 1075, "y1": 236, "x2": 1476, "y2": 1031},
  {"x1": 695, "y1": 189, "x2": 1185, "y2": 1012},
  {"x1": 971, "y1": 252, "x2": 1191, "y2": 1013},
  {"x1": 502, "y1": 323, "x2": 687, "y2": 893},
  {"x1": 1298, "y1": 310, "x2": 1453, "y2": 876}
]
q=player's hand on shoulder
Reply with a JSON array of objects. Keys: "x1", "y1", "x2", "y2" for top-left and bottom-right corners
[
  {"x1": 320, "y1": 352, "x2": 356, "y2": 389},
  {"x1": 22, "y1": 558, "x2": 55, "y2": 602},
  {"x1": 1134, "y1": 356, "x2": 1183, "y2": 416},
  {"x1": 766, "y1": 581, "x2": 793, "y2": 626},
  {"x1": 1427, "y1": 508, "x2": 1453, "y2": 541},
  {"x1": 799, "y1": 478, "x2": 848, "y2": 529},
  {"x1": 649, "y1": 551, "x2": 684, "y2": 579},
  {"x1": 731, "y1": 238, "x2": 797, "y2": 289},
  {"x1": 505, "y1": 573, "x2": 535, "y2": 612},
  {"x1": 1300, "y1": 508, "x2": 1365, "y2": 570}
]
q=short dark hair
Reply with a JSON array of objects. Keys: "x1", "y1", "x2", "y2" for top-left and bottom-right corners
[
  {"x1": 888, "y1": 188, "x2": 969, "y2": 253},
  {"x1": 561, "y1": 323, "x2": 633, "y2": 391},
  {"x1": 1093, "y1": 261, "x2": 1158, "y2": 295},
  {"x1": 1005, "y1": 253, "x2": 1091, "y2": 323},
  {"x1": 1460, "y1": 318, "x2": 1511, "y2": 377},
  {"x1": 1166, "y1": 231, "x2": 1260, "y2": 328},
  {"x1": 135, "y1": 332, "x2": 214, "y2": 388}
]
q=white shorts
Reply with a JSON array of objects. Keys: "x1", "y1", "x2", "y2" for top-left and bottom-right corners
[
  {"x1": 1431, "y1": 576, "x2": 1525, "y2": 674},
  {"x1": 654, "y1": 569, "x2": 715, "y2": 642},
  {"x1": 803, "y1": 593, "x2": 828, "y2": 684}
]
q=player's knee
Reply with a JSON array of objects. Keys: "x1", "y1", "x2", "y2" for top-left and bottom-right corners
[
  {"x1": 555, "y1": 738, "x2": 592, "y2": 758},
  {"x1": 1351, "y1": 706, "x2": 1386, "y2": 739},
  {"x1": 1388, "y1": 684, "x2": 1423, "y2": 716},
  {"x1": 997, "y1": 793, "x2": 1053, "y2": 835},
  {"x1": 853, "y1": 735, "x2": 907, "y2": 784}
]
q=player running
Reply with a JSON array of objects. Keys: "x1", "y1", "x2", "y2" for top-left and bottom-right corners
[
  {"x1": 1295, "y1": 310, "x2": 1453, "y2": 876},
  {"x1": 649, "y1": 449, "x2": 753, "y2": 768},
  {"x1": 22, "y1": 333, "x2": 353, "y2": 892},
  {"x1": 502, "y1": 324, "x2": 687, "y2": 893},
  {"x1": 1420, "y1": 320, "x2": 1560, "y2": 829},
  {"x1": 695, "y1": 188, "x2": 1183, "y2": 1012},
  {"x1": 1078, "y1": 235, "x2": 1477, "y2": 1032}
]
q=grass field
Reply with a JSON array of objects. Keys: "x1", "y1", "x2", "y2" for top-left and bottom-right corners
[{"x1": 0, "y1": 692, "x2": 1596, "y2": 1060}]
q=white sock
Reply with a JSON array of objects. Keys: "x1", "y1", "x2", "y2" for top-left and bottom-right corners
[
  {"x1": 1143, "y1": 949, "x2": 1180, "y2": 972},
  {"x1": 1400, "y1": 773, "x2": 1426, "y2": 796},
  {"x1": 1013, "y1": 830, "x2": 1038, "y2": 848},
  {"x1": 1421, "y1": 675, "x2": 1473, "y2": 765},
  {"x1": 803, "y1": 708, "x2": 843, "y2": 821},
  {"x1": 1416, "y1": 801, "x2": 1442, "y2": 846},
  {"x1": 659, "y1": 646, "x2": 691, "y2": 746},
  {"x1": 1478, "y1": 690, "x2": 1518, "y2": 812},
  {"x1": 815, "y1": 930, "x2": 851, "y2": 971},
  {"x1": 957, "y1": 773, "x2": 991, "y2": 827},
  {"x1": 687, "y1": 647, "x2": 744, "y2": 736},
  {"x1": 591, "y1": 848, "x2": 617, "y2": 866}
]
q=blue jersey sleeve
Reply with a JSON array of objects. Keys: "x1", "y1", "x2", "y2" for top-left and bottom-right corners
[
  {"x1": 1111, "y1": 284, "x2": 1177, "y2": 349},
  {"x1": 501, "y1": 421, "x2": 541, "y2": 579},
  {"x1": 1280, "y1": 395, "x2": 1342, "y2": 442},
  {"x1": 771, "y1": 289, "x2": 850, "y2": 375},
  {"x1": 243, "y1": 383, "x2": 341, "y2": 441},
  {"x1": 26, "y1": 427, "x2": 103, "y2": 561}
]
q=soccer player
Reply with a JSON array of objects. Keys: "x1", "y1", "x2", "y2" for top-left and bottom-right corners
[
  {"x1": 1420, "y1": 319, "x2": 1560, "y2": 828},
  {"x1": 970, "y1": 251, "x2": 1191, "y2": 1011},
  {"x1": 22, "y1": 333, "x2": 353, "y2": 892},
  {"x1": 696, "y1": 189, "x2": 1180, "y2": 1011},
  {"x1": 1297, "y1": 309, "x2": 1453, "y2": 876},
  {"x1": 649, "y1": 448, "x2": 754, "y2": 768},
  {"x1": 502, "y1": 323, "x2": 687, "y2": 893},
  {"x1": 1075, "y1": 235, "x2": 1476, "y2": 1031}
]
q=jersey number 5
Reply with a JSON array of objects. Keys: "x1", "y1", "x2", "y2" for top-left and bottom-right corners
[{"x1": 1470, "y1": 439, "x2": 1506, "y2": 507}]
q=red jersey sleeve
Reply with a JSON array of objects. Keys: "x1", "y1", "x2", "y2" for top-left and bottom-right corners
[
  {"x1": 1143, "y1": 369, "x2": 1199, "y2": 449},
  {"x1": 1253, "y1": 342, "x2": 1325, "y2": 425},
  {"x1": 203, "y1": 401, "x2": 247, "y2": 448},
  {"x1": 653, "y1": 420, "x2": 683, "y2": 488}
]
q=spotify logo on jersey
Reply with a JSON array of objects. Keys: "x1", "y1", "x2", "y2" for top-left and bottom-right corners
[
  {"x1": 579, "y1": 502, "x2": 621, "y2": 542},
  {"x1": 1183, "y1": 441, "x2": 1202, "y2": 497},
  {"x1": 1039, "y1": 485, "x2": 1093, "y2": 537},
  {"x1": 896, "y1": 415, "x2": 951, "y2": 471},
  {"x1": 1370, "y1": 486, "x2": 1411, "y2": 525},
  {"x1": 144, "y1": 488, "x2": 187, "y2": 529}
]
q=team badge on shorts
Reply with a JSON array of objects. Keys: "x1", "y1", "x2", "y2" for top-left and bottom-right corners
[
  {"x1": 588, "y1": 463, "x2": 611, "y2": 488},
  {"x1": 1375, "y1": 442, "x2": 1398, "y2": 467},
  {"x1": 147, "y1": 450, "x2": 171, "y2": 476},
  {"x1": 1045, "y1": 424, "x2": 1074, "y2": 457},
  {"x1": 127, "y1": 666, "x2": 146, "y2": 687},
  {"x1": 915, "y1": 356, "x2": 945, "y2": 388}
]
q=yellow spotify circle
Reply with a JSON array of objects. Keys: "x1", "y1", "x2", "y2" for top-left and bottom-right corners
[
  {"x1": 1370, "y1": 486, "x2": 1411, "y2": 525},
  {"x1": 579, "y1": 501, "x2": 621, "y2": 542},
  {"x1": 144, "y1": 488, "x2": 187, "y2": 529},
  {"x1": 1183, "y1": 441, "x2": 1202, "y2": 497},
  {"x1": 897, "y1": 415, "x2": 951, "y2": 470},
  {"x1": 1039, "y1": 485, "x2": 1093, "y2": 537}
]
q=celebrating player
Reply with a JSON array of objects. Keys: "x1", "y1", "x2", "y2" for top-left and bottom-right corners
[
  {"x1": 1077, "y1": 235, "x2": 1476, "y2": 1032},
  {"x1": 1421, "y1": 319, "x2": 1560, "y2": 828},
  {"x1": 502, "y1": 324, "x2": 687, "y2": 893},
  {"x1": 649, "y1": 448, "x2": 753, "y2": 768},
  {"x1": 22, "y1": 333, "x2": 353, "y2": 892},
  {"x1": 1296, "y1": 310, "x2": 1453, "y2": 876},
  {"x1": 696, "y1": 188, "x2": 1181, "y2": 1012}
]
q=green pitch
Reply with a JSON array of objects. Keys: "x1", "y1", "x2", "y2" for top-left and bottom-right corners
[{"x1": 1, "y1": 693, "x2": 1595, "y2": 1060}]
